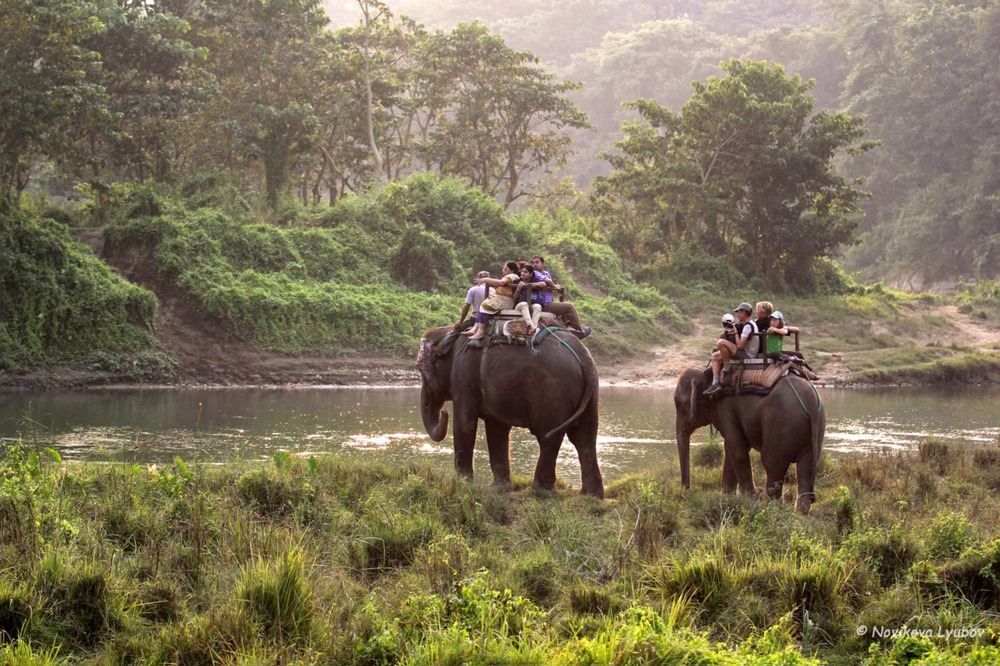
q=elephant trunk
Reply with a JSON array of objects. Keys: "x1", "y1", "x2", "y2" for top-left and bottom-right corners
[
  {"x1": 676, "y1": 420, "x2": 692, "y2": 489},
  {"x1": 420, "y1": 386, "x2": 449, "y2": 442}
]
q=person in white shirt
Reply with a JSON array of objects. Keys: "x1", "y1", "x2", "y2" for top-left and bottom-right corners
[
  {"x1": 454, "y1": 270, "x2": 492, "y2": 331},
  {"x1": 704, "y1": 301, "x2": 759, "y2": 395}
]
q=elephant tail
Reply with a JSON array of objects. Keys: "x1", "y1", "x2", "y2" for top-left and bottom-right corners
[
  {"x1": 544, "y1": 337, "x2": 597, "y2": 440},
  {"x1": 809, "y1": 381, "x2": 825, "y2": 468}
]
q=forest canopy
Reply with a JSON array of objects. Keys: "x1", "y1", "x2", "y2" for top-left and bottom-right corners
[{"x1": 3, "y1": 0, "x2": 998, "y2": 289}]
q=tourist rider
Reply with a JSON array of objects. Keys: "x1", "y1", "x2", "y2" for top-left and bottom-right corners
[
  {"x1": 512, "y1": 264, "x2": 544, "y2": 335},
  {"x1": 455, "y1": 270, "x2": 492, "y2": 331},
  {"x1": 766, "y1": 310, "x2": 800, "y2": 357},
  {"x1": 462, "y1": 261, "x2": 519, "y2": 341},
  {"x1": 754, "y1": 301, "x2": 774, "y2": 336},
  {"x1": 529, "y1": 255, "x2": 591, "y2": 339},
  {"x1": 705, "y1": 302, "x2": 760, "y2": 395}
]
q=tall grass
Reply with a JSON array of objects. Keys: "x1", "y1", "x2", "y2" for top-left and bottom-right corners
[{"x1": 3, "y1": 436, "x2": 1000, "y2": 664}]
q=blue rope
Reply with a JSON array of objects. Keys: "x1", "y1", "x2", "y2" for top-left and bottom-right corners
[
  {"x1": 788, "y1": 376, "x2": 810, "y2": 417},
  {"x1": 542, "y1": 326, "x2": 583, "y2": 369}
]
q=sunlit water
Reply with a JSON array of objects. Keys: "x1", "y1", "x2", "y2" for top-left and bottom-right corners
[{"x1": 1, "y1": 386, "x2": 998, "y2": 484}]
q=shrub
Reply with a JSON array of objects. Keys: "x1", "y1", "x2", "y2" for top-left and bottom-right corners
[
  {"x1": 973, "y1": 447, "x2": 1000, "y2": 469},
  {"x1": 0, "y1": 208, "x2": 159, "y2": 372},
  {"x1": 840, "y1": 527, "x2": 918, "y2": 586},
  {"x1": 568, "y1": 585, "x2": 618, "y2": 616},
  {"x1": 918, "y1": 438, "x2": 950, "y2": 474},
  {"x1": 0, "y1": 581, "x2": 31, "y2": 642},
  {"x1": 648, "y1": 554, "x2": 736, "y2": 615},
  {"x1": 35, "y1": 558, "x2": 122, "y2": 648},
  {"x1": 693, "y1": 441, "x2": 724, "y2": 469},
  {"x1": 514, "y1": 548, "x2": 560, "y2": 604},
  {"x1": 235, "y1": 469, "x2": 313, "y2": 518},
  {"x1": 934, "y1": 540, "x2": 1000, "y2": 609},
  {"x1": 238, "y1": 549, "x2": 313, "y2": 643},
  {"x1": 926, "y1": 512, "x2": 973, "y2": 560},
  {"x1": 832, "y1": 486, "x2": 856, "y2": 537},
  {"x1": 136, "y1": 580, "x2": 183, "y2": 624},
  {"x1": 350, "y1": 513, "x2": 438, "y2": 574}
]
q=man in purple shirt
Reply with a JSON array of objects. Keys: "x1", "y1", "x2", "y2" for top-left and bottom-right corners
[{"x1": 530, "y1": 255, "x2": 591, "y2": 339}]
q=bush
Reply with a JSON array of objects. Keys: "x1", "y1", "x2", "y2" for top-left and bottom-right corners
[
  {"x1": 840, "y1": 526, "x2": 918, "y2": 586},
  {"x1": 235, "y1": 469, "x2": 313, "y2": 518},
  {"x1": 832, "y1": 486, "x2": 856, "y2": 537},
  {"x1": 926, "y1": 512, "x2": 973, "y2": 560},
  {"x1": 238, "y1": 549, "x2": 313, "y2": 643},
  {"x1": 0, "y1": 208, "x2": 160, "y2": 372},
  {"x1": 514, "y1": 548, "x2": 560, "y2": 604},
  {"x1": 0, "y1": 581, "x2": 31, "y2": 642}
]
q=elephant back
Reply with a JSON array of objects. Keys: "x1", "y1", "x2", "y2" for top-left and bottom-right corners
[{"x1": 478, "y1": 333, "x2": 597, "y2": 437}]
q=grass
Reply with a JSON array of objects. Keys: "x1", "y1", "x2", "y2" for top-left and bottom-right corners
[{"x1": 3, "y1": 436, "x2": 1000, "y2": 664}]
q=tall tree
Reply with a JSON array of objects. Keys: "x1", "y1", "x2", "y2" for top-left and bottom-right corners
[
  {"x1": 187, "y1": 0, "x2": 327, "y2": 210},
  {"x1": 594, "y1": 59, "x2": 876, "y2": 289},
  {"x1": 0, "y1": 0, "x2": 111, "y2": 203},
  {"x1": 80, "y1": 0, "x2": 211, "y2": 188},
  {"x1": 416, "y1": 22, "x2": 592, "y2": 208}
]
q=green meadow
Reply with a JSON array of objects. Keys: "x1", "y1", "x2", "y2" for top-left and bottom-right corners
[{"x1": 3, "y1": 436, "x2": 1000, "y2": 664}]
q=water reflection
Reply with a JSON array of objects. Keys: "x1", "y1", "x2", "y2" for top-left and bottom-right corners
[{"x1": 0, "y1": 385, "x2": 997, "y2": 484}]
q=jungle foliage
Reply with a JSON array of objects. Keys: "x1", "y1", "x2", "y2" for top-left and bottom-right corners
[
  {"x1": 0, "y1": 205, "x2": 169, "y2": 377},
  {"x1": 98, "y1": 175, "x2": 676, "y2": 357},
  {"x1": 592, "y1": 59, "x2": 875, "y2": 292},
  {"x1": 0, "y1": 0, "x2": 589, "y2": 212},
  {"x1": 397, "y1": 0, "x2": 1000, "y2": 286},
  {"x1": 3, "y1": 437, "x2": 1000, "y2": 663}
]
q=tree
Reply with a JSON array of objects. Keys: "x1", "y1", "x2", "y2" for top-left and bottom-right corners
[
  {"x1": 79, "y1": 0, "x2": 211, "y2": 188},
  {"x1": 415, "y1": 23, "x2": 593, "y2": 208},
  {"x1": 0, "y1": 0, "x2": 111, "y2": 203},
  {"x1": 594, "y1": 59, "x2": 876, "y2": 289},
  {"x1": 186, "y1": 0, "x2": 328, "y2": 210},
  {"x1": 835, "y1": 0, "x2": 1000, "y2": 284}
]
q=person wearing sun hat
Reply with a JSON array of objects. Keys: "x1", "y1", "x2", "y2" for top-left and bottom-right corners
[{"x1": 704, "y1": 301, "x2": 760, "y2": 395}]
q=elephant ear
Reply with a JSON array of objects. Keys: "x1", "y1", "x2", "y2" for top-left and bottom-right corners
[
  {"x1": 690, "y1": 367, "x2": 712, "y2": 421},
  {"x1": 416, "y1": 338, "x2": 436, "y2": 379}
]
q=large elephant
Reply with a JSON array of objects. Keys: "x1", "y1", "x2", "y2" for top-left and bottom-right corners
[
  {"x1": 417, "y1": 326, "x2": 604, "y2": 498},
  {"x1": 673, "y1": 366, "x2": 825, "y2": 514}
]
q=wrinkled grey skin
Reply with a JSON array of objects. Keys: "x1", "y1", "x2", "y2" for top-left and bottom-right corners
[
  {"x1": 417, "y1": 326, "x2": 604, "y2": 498},
  {"x1": 673, "y1": 366, "x2": 825, "y2": 514}
]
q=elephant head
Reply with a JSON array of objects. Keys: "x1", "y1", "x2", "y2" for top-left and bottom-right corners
[
  {"x1": 673, "y1": 366, "x2": 715, "y2": 489},
  {"x1": 416, "y1": 330, "x2": 452, "y2": 442}
]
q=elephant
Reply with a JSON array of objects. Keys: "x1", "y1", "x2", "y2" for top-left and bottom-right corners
[
  {"x1": 416, "y1": 326, "x2": 605, "y2": 498},
  {"x1": 673, "y1": 366, "x2": 825, "y2": 514}
]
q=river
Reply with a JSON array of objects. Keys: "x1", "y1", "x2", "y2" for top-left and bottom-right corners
[{"x1": 1, "y1": 386, "x2": 998, "y2": 483}]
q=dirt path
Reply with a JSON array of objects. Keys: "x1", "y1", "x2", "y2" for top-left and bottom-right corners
[{"x1": 598, "y1": 302, "x2": 1000, "y2": 388}]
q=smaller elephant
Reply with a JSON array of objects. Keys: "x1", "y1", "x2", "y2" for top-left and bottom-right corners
[{"x1": 673, "y1": 366, "x2": 825, "y2": 514}]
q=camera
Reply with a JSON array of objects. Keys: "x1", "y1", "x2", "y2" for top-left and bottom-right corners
[{"x1": 723, "y1": 321, "x2": 734, "y2": 329}]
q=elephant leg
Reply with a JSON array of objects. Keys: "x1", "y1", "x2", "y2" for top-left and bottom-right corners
[
  {"x1": 568, "y1": 420, "x2": 604, "y2": 499},
  {"x1": 762, "y1": 459, "x2": 787, "y2": 503},
  {"x1": 484, "y1": 417, "x2": 513, "y2": 488},
  {"x1": 795, "y1": 449, "x2": 817, "y2": 515},
  {"x1": 533, "y1": 433, "x2": 563, "y2": 491},
  {"x1": 722, "y1": 431, "x2": 756, "y2": 495},
  {"x1": 453, "y1": 408, "x2": 479, "y2": 479},
  {"x1": 721, "y1": 451, "x2": 738, "y2": 493}
]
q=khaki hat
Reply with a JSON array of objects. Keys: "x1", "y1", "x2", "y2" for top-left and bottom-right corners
[
  {"x1": 734, "y1": 302, "x2": 753, "y2": 314},
  {"x1": 476, "y1": 271, "x2": 490, "y2": 279}
]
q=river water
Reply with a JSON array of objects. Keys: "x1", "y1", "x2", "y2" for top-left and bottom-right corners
[{"x1": 1, "y1": 386, "x2": 998, "y2": 483}]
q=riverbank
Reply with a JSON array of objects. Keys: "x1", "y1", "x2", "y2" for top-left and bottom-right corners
[{"x1": 2, "y1": 439, "x2": 999, "y2": 664}]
